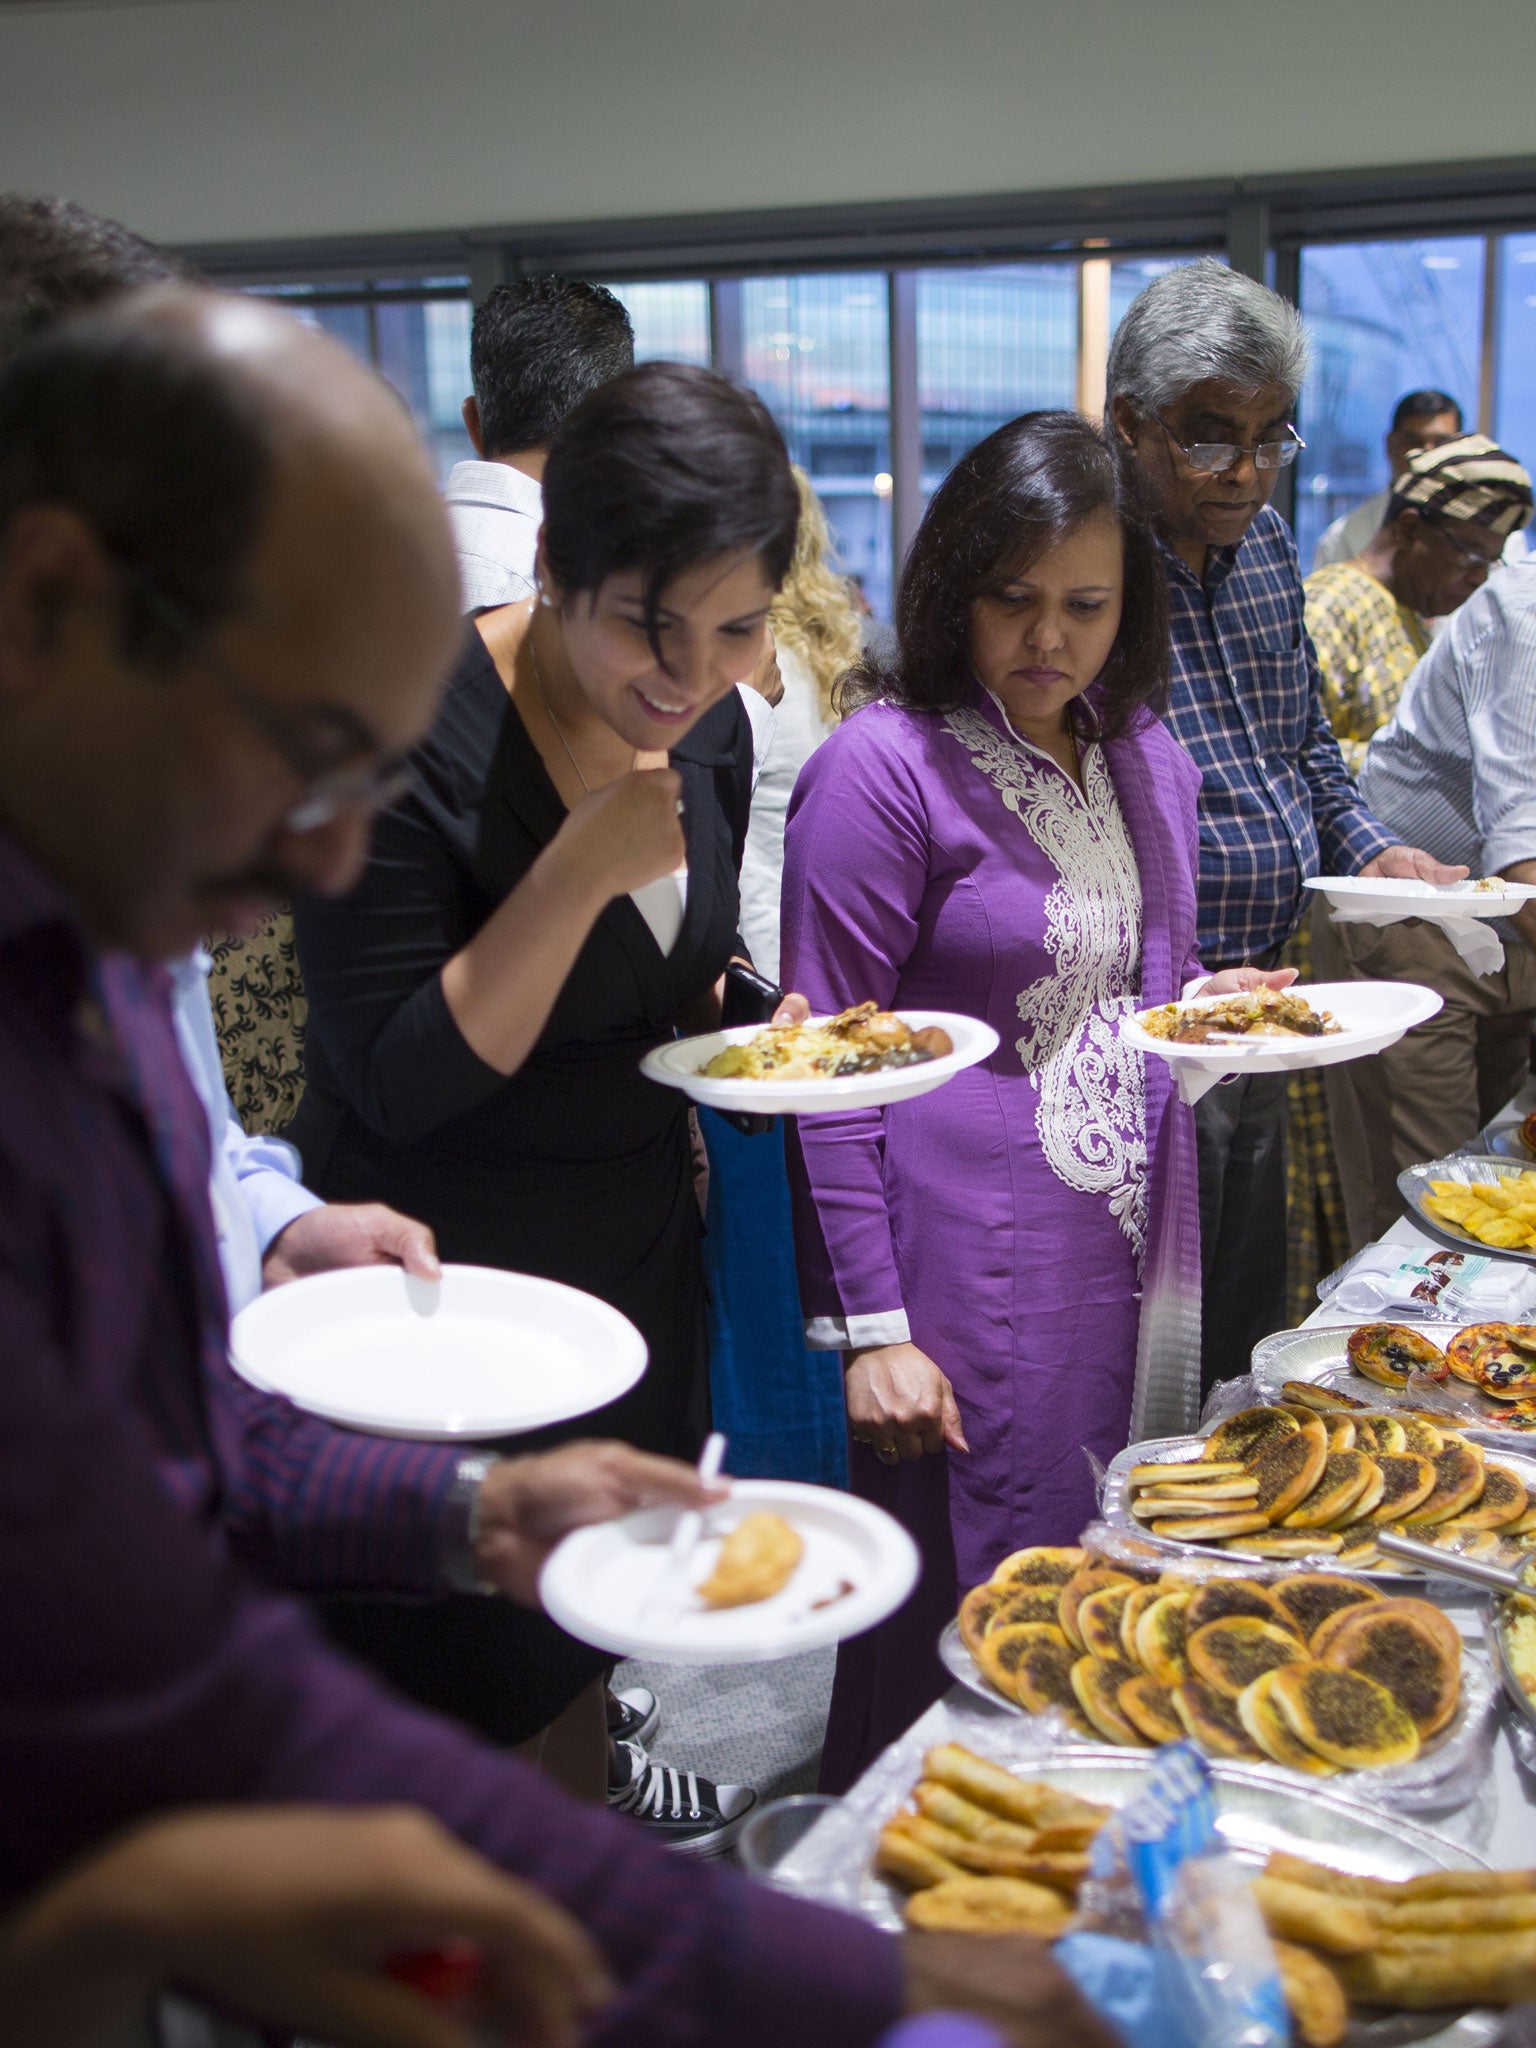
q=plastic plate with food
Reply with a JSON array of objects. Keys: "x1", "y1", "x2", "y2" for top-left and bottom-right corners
[
  {"x1": 1122, "y1": 981, "x2": 1442, "y2": 1075},
  {"x1": 1304, "y1": 875, "x2": 1536, "y2": 922},
  {"x1": 640, "y1": 1005, "x2": 999, "y2": 1114},
  {"x1": 1401, "y1": 1155, "x2": 1536, "y2": 1267},
  {"x1": 538, "y1": 1478, "x2": 919, "y2": 1663},
  {"x1": 1252, "y1": 1323, "x2": 1536, "y2": 1438}
]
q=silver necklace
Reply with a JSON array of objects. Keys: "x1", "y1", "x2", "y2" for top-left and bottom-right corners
[{"x1": 527, "y1": 612, "x2": 634, "y2": 796}]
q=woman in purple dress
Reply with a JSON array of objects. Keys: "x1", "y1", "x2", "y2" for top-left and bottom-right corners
[{"x1": 781, "y1": 413, "x2": 1292, "y2": 1786}]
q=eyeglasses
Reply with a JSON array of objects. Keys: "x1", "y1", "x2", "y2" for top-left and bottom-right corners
[
  {"x1": 1420, "y1": 513, "x2": 1502, "y2": 571},
  {"x1": 119, "y1": 568, "x2": 413, "y2": 832},
  {"x1": 1152, "y1": 415, "x2": 1305, "y2": 474}
]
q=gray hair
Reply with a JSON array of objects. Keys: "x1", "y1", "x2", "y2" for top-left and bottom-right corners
[{"x1": 1105, "y1": 258, "x2": 1311, "y2": 418}]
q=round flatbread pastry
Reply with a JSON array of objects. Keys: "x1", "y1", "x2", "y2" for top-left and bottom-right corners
[
  {"x1": 1326, "y1": 1418, "x2": 1358, "y2": 1453},
  {"x1": 1204, "y1": 1407, "x2": 1301, "y2": 1465},
  {"x1": 1269, "y1": 1662, "x2": 1420, "y2": 1768},
  {"x1": 1249, "y1": 1419, "x2": 1329, "y2": 1522},
  {"x1": 1447, "y1": 1462, "x2": 1528, "y2": 1530},
  {"x1": 1118, "y1": 1583, "x2": 1163, "y2": 1662},
  {"x1": 1270, "y1": 1573, "x2": 1382, "y2": 1645},
  {"x1": 1184, "y1": 1578, "x2": 1292, "y2": 1634},
  {"x1": 1332, "y1": 1458, "x2": 1385, "y2": 1525},
  {"x1": 1150, "y1": 1510, "x2": 1272, "y2": 1542},
  {"x1": 1187, "y1": 1616, "x2": 1309, "y2": 1699},
  {"x1": 1280, "y1": 1450, "x2": 1372, "y2": 1529},
  {"x1": 1070, "y1": 1654, "x2": 1147, "y2": 1745},
  {"x1": 988, "y1": 1584, "x2": 1066, "y2": 1631},
  {"x1": 1129, "y1": 1459, "x2": 1249, "y2": 1486},
  {"x1": 1403, "y1": 1441, "x2": 1487, "y2": 1527},
  {"x1": 975, "y1": 1620, "x2": 1069, "y2": 1699},
  {"x1": 1282, "y1": 1381, "x2": 1366, "y2": 1413},
  {"x1": 1334, "y1": 1539, "x2": 1385, "y2": 1570},
  {"x1": 1353, "y1": 1415, "x2": 1409, "y2": 1456},
  {"x1": 1237, "y1": 1666, "x2": 1339, "y2": 1776},
  {"x1": 958, "y1": 1583, "x2": 1009, "y2": 1656},
  {"x1": 1345, "y1": 1323, "x2": 1447, "y2": 1388},
  {"x1": 1118, "y1": 1673, "x2": 1183, "y2": 1744},
  {"x1": 1059, "y1": 1568, "x2": 1133, "y2": 1649},
  {"x1": 1134, "y1": 1591, "x2": 1192, "y2": 1684},
  {"x1": 1013, "y1": 1635, "x2": 1095, "y2": 1732},
  {"x1": 1172, "y1": 1674, "x2": 1264, "y2": 1759},
  {"x1": 1077, "y1": 1584, "x2": 1138, "y2": 1662},
  {"x1": 904, "y1": 1875, "x2": 1074, "y2": 1938},
  {"x1": 1220, "y1": 1532, "x2": 1344, "y2": 1559},
  {"x1": 1477, "y1": 1345, "x2": 1536, "y2": 1400},
  {"x1": 988, "y1": 1545, "x2": 1086, "y2": 1589},
  {"x1": 1360, "y1": 1451, "x2": 1438, "y2": 1524},
  {"x1": 1132, "y1": 1493, "x2": 1266, "y2": 1521},
  {"x1": 1397, "y1": 1415, "x2": 1445, "y2": 1459},
  {"x1": 1317, "y1": 1602, "x2": 1461, "y2": 1738}
]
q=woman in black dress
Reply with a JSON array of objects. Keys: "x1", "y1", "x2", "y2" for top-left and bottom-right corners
[{"x1": 290, "y1": 364, "x2": 802, "y2": 1833}]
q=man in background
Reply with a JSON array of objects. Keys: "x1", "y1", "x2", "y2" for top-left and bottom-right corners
[
  {"x1": 449, "y1": 276, "x2": 634, "y2": 612},
  {"x1": 1107, "y1": 261, "x2": 1456, "y2": 1391},
  {"x1": 1312, "y1": 386, "x2": 1465, "y2": 570}
]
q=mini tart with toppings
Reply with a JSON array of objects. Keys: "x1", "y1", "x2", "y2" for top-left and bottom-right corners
[{"x1": 1346, "y1": 1323, "x2": 1449, "y2": 1388}]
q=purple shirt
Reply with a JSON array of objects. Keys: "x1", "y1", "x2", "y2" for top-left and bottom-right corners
[{"x1": 0, "y1": 824, "x2": 901, "y2": 2046}]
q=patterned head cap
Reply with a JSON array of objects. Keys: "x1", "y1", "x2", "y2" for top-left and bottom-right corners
[{"x1": 1391, "y1": 433, "x2": 1534, "y2": 539}]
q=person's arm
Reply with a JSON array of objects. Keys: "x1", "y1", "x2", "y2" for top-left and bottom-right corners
[
  {"x1": 0, "y1": 1806, "x2": 609, "y2": 2048},
  {"x1": 1465, "y1": 602, "x2": 1536, "y2": 945},
  {"x1": 781, "y1": 725, "x2": 965, "y2": 1460}
]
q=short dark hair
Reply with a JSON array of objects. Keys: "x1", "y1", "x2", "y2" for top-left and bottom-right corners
[
  {"x1": 469, "y1": 276, "x2": 634, "y2": 456},
  {"x1": 541, "y1": 360, "x2": 799, "y2": 666},
  {"x1": 0, "y1": 308, "x2": 270, "y2": 668},
  {"x1": 1392, "y1": 388, "x2": 1462, "y2": 433},
  {"x1": 840, "y1": 410, "x2": 1169, "y2": 742},
  {"x1": 0, "y1": 193, "x2": 191, "y2": 364}
]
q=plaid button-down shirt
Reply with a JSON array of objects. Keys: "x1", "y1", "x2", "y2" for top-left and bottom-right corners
[{"x1": 1161, "y1": 505, "x2": 1396, "y2": 964}]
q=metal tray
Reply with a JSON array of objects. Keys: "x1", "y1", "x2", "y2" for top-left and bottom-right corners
[
  {"x1": 1399, "y1": 1153, "x2": 1536, "y2": 1269},
  {"x1": 774, "y1": 1699, "x2": 1497, "y2": 2048},
  {"x1": 1249, "y1": 1325, "x2": 1536, "y2": 1441}
]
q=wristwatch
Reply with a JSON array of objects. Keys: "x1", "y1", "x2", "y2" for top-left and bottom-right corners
[{"x1": 442, "y1": 1452, "x2": 502, "y2": 1595}]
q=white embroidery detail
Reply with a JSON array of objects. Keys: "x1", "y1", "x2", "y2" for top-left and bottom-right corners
[{"x1": 942, "y1": 708, "x2": 1149, "y2": 1260}]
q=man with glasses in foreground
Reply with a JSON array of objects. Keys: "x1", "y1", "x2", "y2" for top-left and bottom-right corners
[
  {"x1": 1108, "y1": 260, "x2": 1458, "y2": 1391},
  {"x1": 0, "y1": 283, "x2": 1104, "y2": 2048},
  {"x1": 1331, "y1": 462, "x2": 1536, "y2": 1239}
]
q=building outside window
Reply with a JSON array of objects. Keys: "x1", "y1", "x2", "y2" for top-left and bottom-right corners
[
  {"x1": 740, "y1": 271, "x2": 892, "y2": 618},
  {"x1": 1294, "y1": 237, "x2": 1485, "y2": 569},
  {"x1": 604, "y1": 279, "x2": 711, "y2": 364},
  {"x1": 1495, "y1": 233, "x2": 1536, "y2": 501}
]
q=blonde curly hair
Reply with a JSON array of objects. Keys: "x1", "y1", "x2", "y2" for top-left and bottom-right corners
[{"x1": 768, "y1": 466, "x2": 864, "y2": 725}]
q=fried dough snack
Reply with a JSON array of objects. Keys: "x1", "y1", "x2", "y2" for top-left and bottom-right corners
[
  {"x1": 903, "y1": 1874, "x2": 1073, "y2": 1937},
  {"x1": 695, "y1": 1511, "x2": 803, "y2": 1607},
  {"x1": 1272, "y1": 1942, "x2": 1349, "y2": 2048}
]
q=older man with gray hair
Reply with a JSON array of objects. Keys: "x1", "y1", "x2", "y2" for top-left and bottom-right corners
[{"x1": 1108, "y1": 260, "x2": 1457, "y2": 1391}]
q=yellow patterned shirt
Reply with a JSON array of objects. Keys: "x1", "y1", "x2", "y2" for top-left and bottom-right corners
[{"x1": 1303, "y1": 560, "x2": 1431, "y2": 774}]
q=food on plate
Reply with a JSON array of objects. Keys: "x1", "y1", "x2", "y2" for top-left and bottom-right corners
[
  {"x1": 875, "y1": 1823, "x2": 964, "y2": 1890},
  {"x1": 1059, "y1": 1566, "x2": 1135, "y2": 1647},
  {"x1": 902, "y1": 1873, "x2": 1074, "y2": 1936},
  {"x1": 1268, "y1": 1662, "x2": 1420, "y2": 1769},
  {"x1": 1225, "y1": 1530, "x2": 1344, "y2": 1560},
  {"x1": 1337, "y1": 1933, "x2": 1536, "y2": 2009},
  {"x1": 989, "y1": 1582, "x2": 1068, "y2": 1628},
  {"x1": 1137, "y1": 986, "x2": 1342, "y2": 1044},
  {"x1": 989, "y1": 1544, "x2": 1085, "y2": 1588},
  {"x1": 1183, "y1": 1576, "x2": 1293, "y2": 1632},
  {"x1": 975, "y1": 1621, "x2": 1065, "y2": 1697},
  {"x1": 695, "y1": 1511, "x2": 803, "y2": 1607},
  {"x1": 1280, "y1": 1450, "x2": 1372, "y2": 1528},
  {"x1": 1345, "y1": 1322, "x2": 1450, "y2": 1388},
  {"x1": 957, "y1": 1582, "x2": 1010, "y2": 1656},
  {"x1": 1353, "y1": 1412, "x2": 1408, "y2": 1455},
  {"x1": 1316, "y1": 1600, "x2": 1462, "y2": 1737},
  {"x1": 1128, "y1": 1457, "x2": 1249, "y2": 1485},
  {"x1": 1405, "y1": 1441, "x2": 1487, "y2": 1526},
  {"x1": 1134, "y1": 1591, "x2": 1192, "y2": 1683},
  {"x1": 923, "y1": 1742, "x2": 1108, "y2": 1831},
  {"x1": 1186, "y1": 1616, "x2": 1308, "y2": 1698},
  {"x1": 1503, "y1": 1595, "x2": 1536, "y2": 1706},
  {"x1": 1283, "y1": 1380, "x2": 1368, "y2": 1412},
  {"x1": 1011, "y1": 1638, "x2": 1092, "y2": 1731},
  {"x1": 910, "y1": 1780, "x2": 1039, "y2": 1851},
  {"x1": 700, "y1": 1001, "x2": 953, "y2": 1081},
  {"x1": 1362, "y1": 1451, "x2": 1439, "y2": 1523},
  {"x1": 1272, "y1": 1940, "x2": 1349, "y2": 2048},
  {"x1": 1237, "y1": 1667, "x2": 1338, "y2": 1776},
  {"x1": 1249, "y1": 1420, "x2": 1330, "y2": 1520},
  {"x1": 1452, "y1": 1461, "x2": 1528, "y2": 1528},
  {"x1": 1421, "y1": 1175, "x2": 1536, "y2": 1254},
  {"x1": 1076, "y1": 1584, "x2": 1138, "y2": 1660},
  {"x1": 1522, "y1": 1111, "x2": 1536, "y2": 1154},
  {"x1": 1118, "y1": 1672, "x2": 1183, "y2": 1743},
  {"x1": 1251, "y1": 1875, "x2": 1378, "y2": 1955},
  {"x1": 1270, "y1": 1573, "x2": 1382, "y2": 1640},
  {"x1": 1171, "y1": 1675, "x2": 1264, "y2": 1759},
  {"x1": 1204, "y1": 1406, "x2": 1301, "y2": 1463},
  {"x1": 1148, "y1": 1509, "x2": 1273, "y2": 1541},
  {"x1": 1067, "y1": 1653, "x2": 1140, "y2": 1743}
]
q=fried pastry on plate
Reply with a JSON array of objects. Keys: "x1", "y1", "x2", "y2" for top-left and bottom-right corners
[
  {"x1": 1273, "y1": 1939, "x2": 1349, "y2": 2048},
  {"x1": 1269, "y1": 1662, "x2": 1420, "y2": 1768},
  {"x1": 903, "y1": 1874, "x2": 1074, "y2": 1937},
  {"x1": 696, "y1": 1511, "x2": 803, "y2": 1607}
]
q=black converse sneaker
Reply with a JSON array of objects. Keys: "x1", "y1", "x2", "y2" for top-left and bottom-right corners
[
  {"x1": 606, "y1": 1739, "x2": 757, "y2": 1856},
  {"x1": 607, "y1": 1685, "x2": 660, "y2": 1749}
]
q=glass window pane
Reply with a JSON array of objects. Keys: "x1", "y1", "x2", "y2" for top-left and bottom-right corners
[
  {"x1": 1108, "y1": 255, "x2": 1216, "y2": 339},
  {"x1": 915, "y1": 263, "x2": 1077, "y2": 498},
  {"x1": 604, "y1": 280, "x2": 711, "y2": 365},
  {"x1": 1496, "y1": 232, "x2": 1536, "y2": 492},
  {"x1": 1296, "y1": 237, "x2": 1484, "y2": 569},
  {"x1": 742, "y1": 272, "x2": 892, "y2": 617}
]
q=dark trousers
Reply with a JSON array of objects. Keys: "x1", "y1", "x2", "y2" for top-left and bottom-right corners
[{"x1": 1194, "y1": 1070, "x2": 1290, "y2": 1398}]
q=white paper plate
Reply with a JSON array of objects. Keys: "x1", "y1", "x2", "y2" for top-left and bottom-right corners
[
  {"x1": 1487, "y1": 1123, "x2": 1536, "y2": 1162},
  {"x1": 538, "y1": 1478, "x2": 920, "y2": 1663},
  {"x1": 229, "y1": 1263, "x2": 647, "y2": 1439},
  {"x1": 1304, "y1": 875, "x2": 1536, "y2": 922},
  {"x1": 1121, "y1": 979, "x2": 1442, "y2": 1074},
  {"x1": 640, "y1": 1010, "x2": 999, "y2": 1115},
  {"x1": 1400, "y1": 1153, "x2": 1536, "y2": 1270}
]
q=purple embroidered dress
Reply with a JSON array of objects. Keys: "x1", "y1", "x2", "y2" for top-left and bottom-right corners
[{"x1": 781, "y1": 684, "x2": 1205, "y2": 1788}]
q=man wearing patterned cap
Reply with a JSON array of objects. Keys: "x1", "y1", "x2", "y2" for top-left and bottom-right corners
[
  {"x1": 1305, "y1": 434, "x2": 1534, "y2": 772},
  {"x1": 1320, "y1": 440, "x2": 1536, "y2": 1238}
]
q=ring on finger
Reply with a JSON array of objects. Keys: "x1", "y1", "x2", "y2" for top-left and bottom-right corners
[{"x1": 876, "y1": 1443, "x2": 900, "y2": 1464}]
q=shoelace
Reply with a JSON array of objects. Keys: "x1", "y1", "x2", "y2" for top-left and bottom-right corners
[{"x1": 612, "y1": 1756, "x2": 705, "y2": 1822}]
